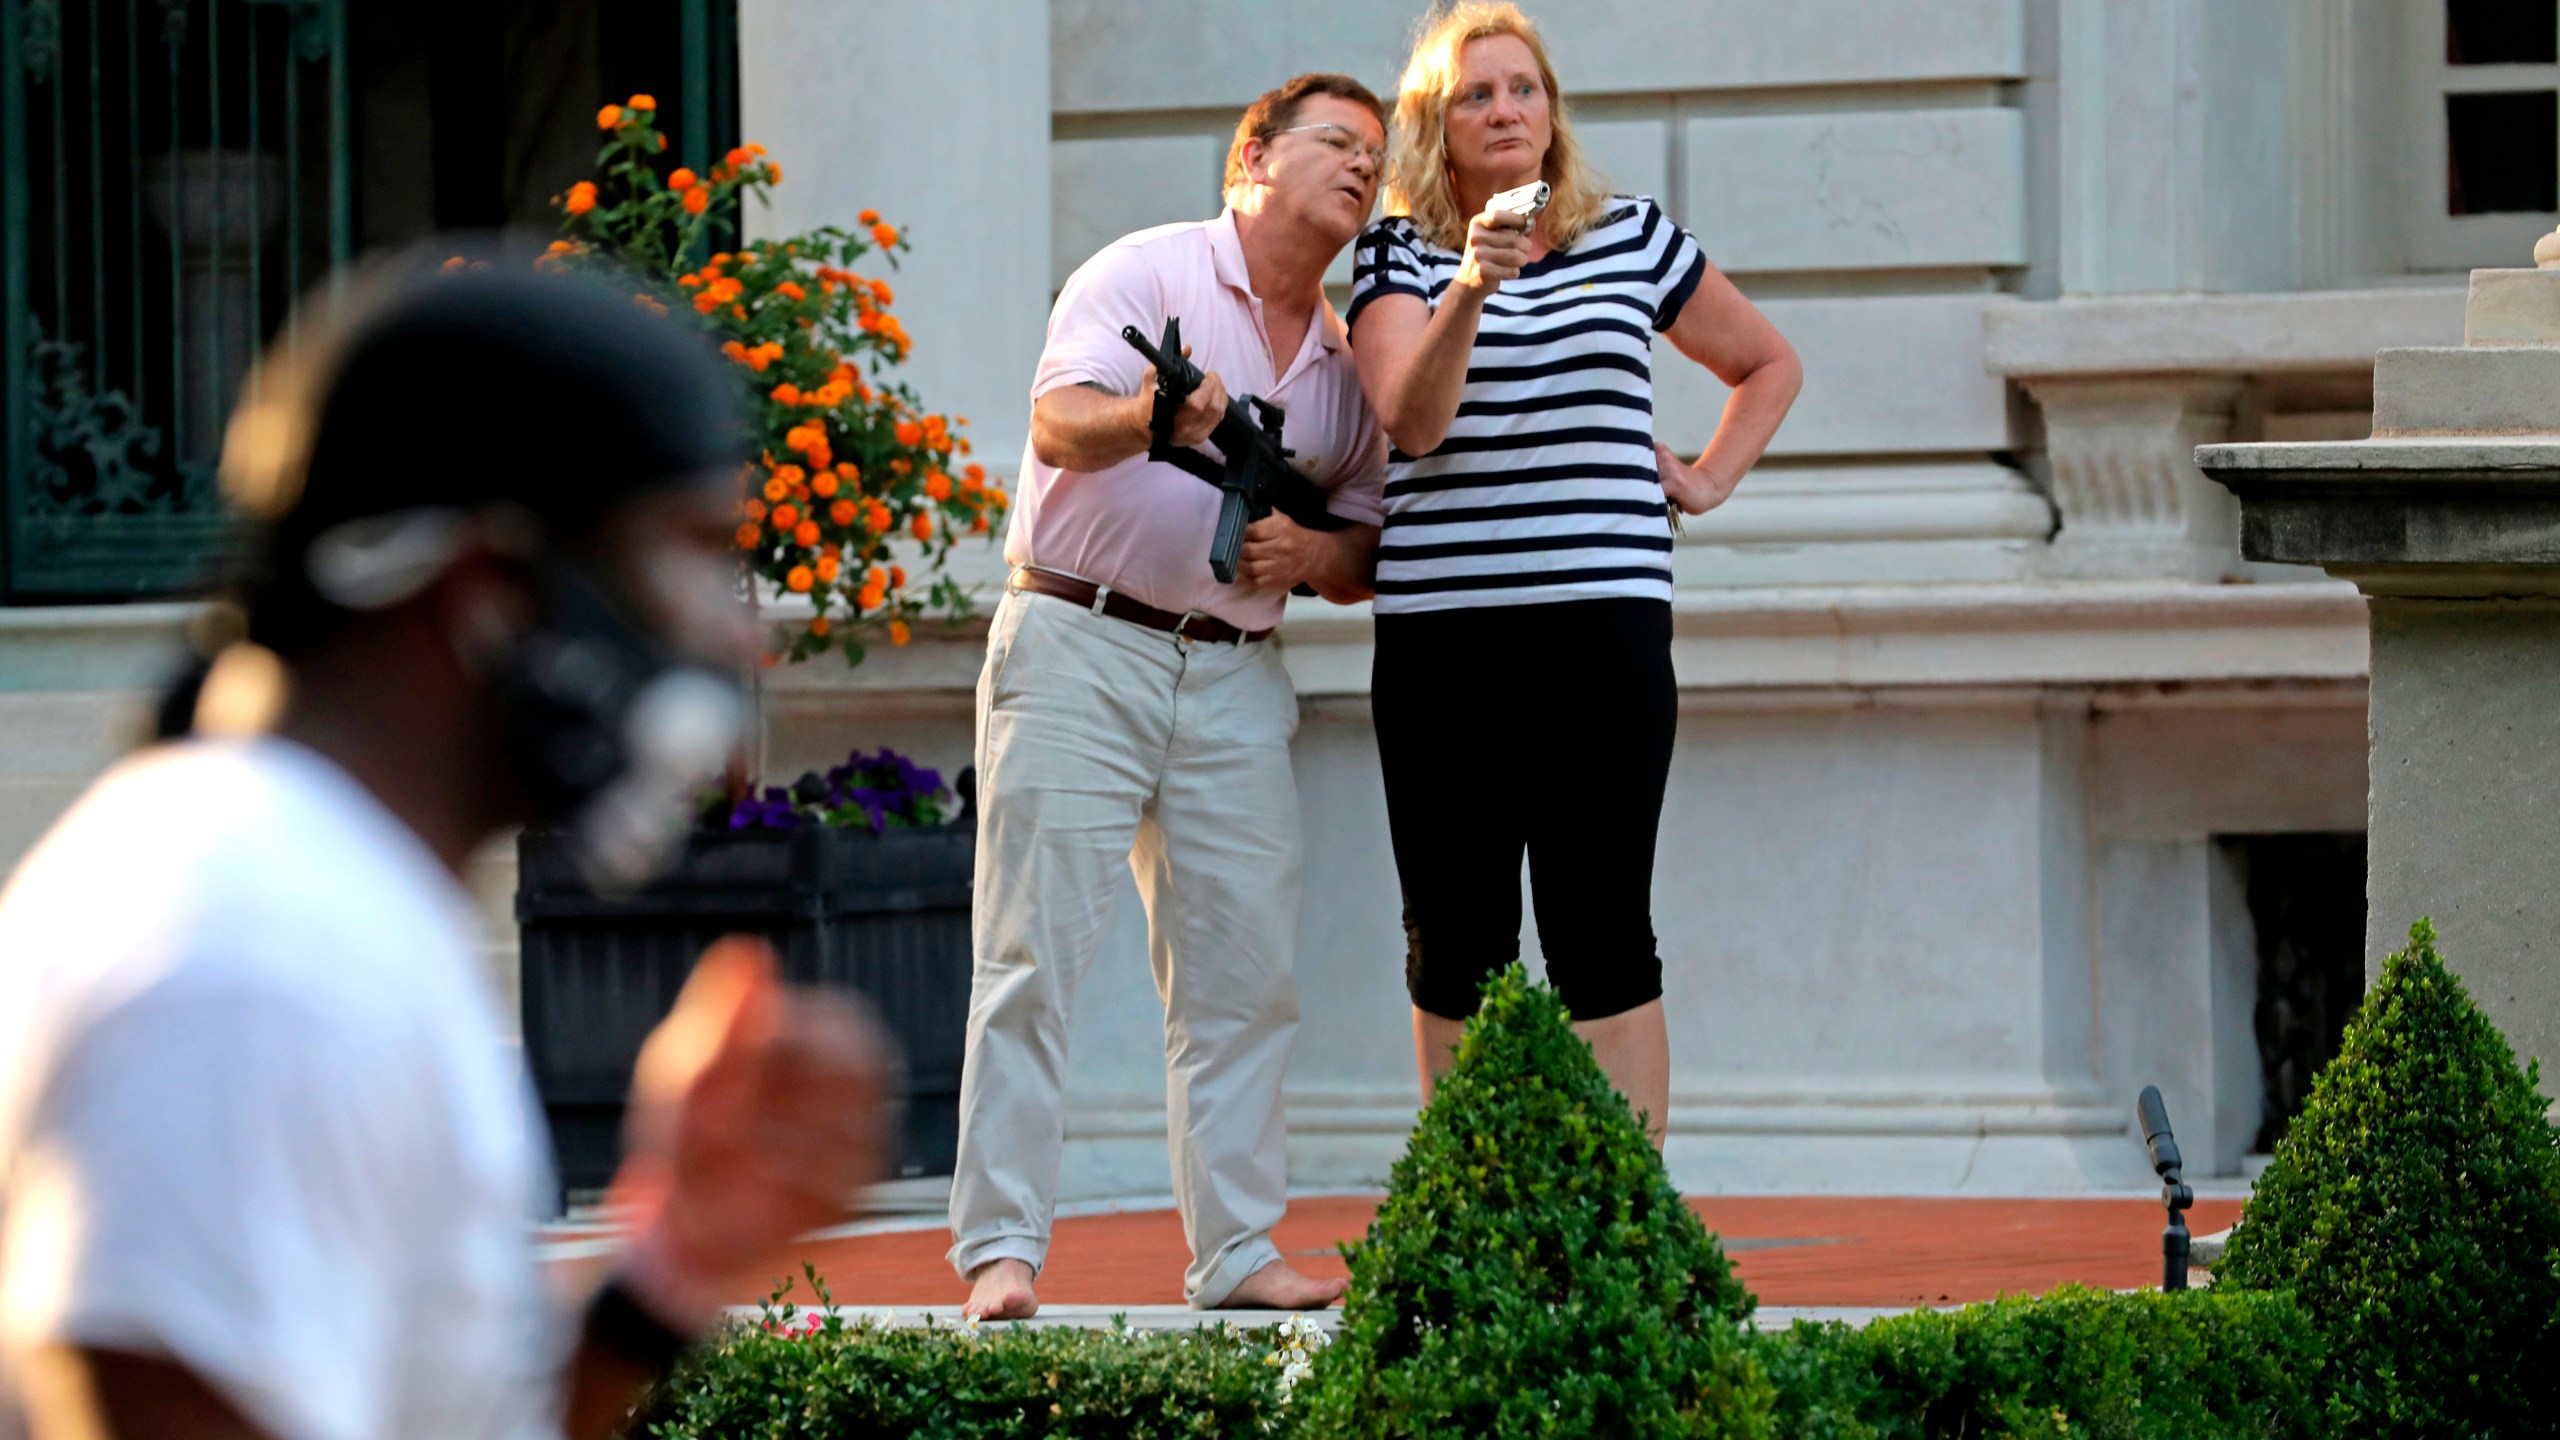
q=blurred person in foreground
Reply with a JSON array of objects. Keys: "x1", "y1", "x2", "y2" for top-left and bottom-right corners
[{"x1": 0, "y1": 254, "x2": 890, "y2": 1440}]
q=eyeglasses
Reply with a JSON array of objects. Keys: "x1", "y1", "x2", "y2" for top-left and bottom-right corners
[{"x1": 1269, "y1": 122, "x2": 1386, "y2": 169}]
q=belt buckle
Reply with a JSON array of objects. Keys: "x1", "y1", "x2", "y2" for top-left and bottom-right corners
[{"x1": 1173, "y1": 608, "x2": 1210, "y2": 650}]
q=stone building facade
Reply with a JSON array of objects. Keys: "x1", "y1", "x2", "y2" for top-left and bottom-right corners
[{"x1": 7, "y1": 0, "x2": 2514, "y2": 1194}]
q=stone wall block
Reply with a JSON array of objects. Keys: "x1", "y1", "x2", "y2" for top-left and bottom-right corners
[{"x1": 1686, "y1": 108, "x2": 2025, "y2": 273}]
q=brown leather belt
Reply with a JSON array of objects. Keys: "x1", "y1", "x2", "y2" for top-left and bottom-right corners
[{"x1": 1009, "y1": 566, "x2": 1273, "y2": 645}]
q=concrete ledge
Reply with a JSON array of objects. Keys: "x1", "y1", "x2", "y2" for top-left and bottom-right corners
[
  {"x1": 2200, "y1": 436, "x2": 2560, "y2": 473},
  {"x1": 2199, "y1": 438, "x2": 2560, "y2": 587},
  {"x1": 1984, "y1": 288, "x2": 2464, "y2": 378},
  {"x1": 0, "y1": 602, "x2": 201, "y2": 692},
  {"x1": 1281, "y1": 580, "x2": 2369, "y2": 695}
]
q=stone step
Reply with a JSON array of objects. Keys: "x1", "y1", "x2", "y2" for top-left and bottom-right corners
[{"x1": 2373, "y1": 345, "x2": 2560, "y2": 436}]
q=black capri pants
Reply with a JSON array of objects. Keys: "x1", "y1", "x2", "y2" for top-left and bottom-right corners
[{"x1": 1372, "y1": 597, "x2": 1677, "y2": 1021}]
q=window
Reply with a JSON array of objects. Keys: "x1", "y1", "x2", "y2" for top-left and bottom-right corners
[{"x1": 2409, "y1": 2, "x2": 2560, "y2": 270}]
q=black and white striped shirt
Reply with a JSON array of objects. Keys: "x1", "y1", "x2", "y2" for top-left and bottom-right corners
[{"x1": 1347, "y1": 196, "x2": 1707, "y2": 613}]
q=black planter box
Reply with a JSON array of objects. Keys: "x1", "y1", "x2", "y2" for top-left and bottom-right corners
[{"x1": 516, "y1": 821, "x2": 974, "y2": 1205}]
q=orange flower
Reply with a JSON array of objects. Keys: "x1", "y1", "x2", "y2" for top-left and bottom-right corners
[
  {"x1": 829, "y1": 499, "x2": 858, "y2": 526},
  {"x1": 774, "y1": 463, "x2": 805, "y2": 484},
  {"x1": 911, "y1": 513, "x2": 933, "y2": 541},
  {"x1": 545, "y1": 239, "x2": 575, "y2": 255},
  {"x1": 794, "y1": 520, "x2": 820, "y2": 547},
  {"x1": 692, "y1": 291, "x2": 721, "y2": 314},
  {"x1": 774, "y1": 281, "x2": 805, "y2": 302},
  {"x1": 767, "y1": 163, "x2": 783, "y2": 184},
  {"x1": 627, "y1": 92, "x2": 657, "y2": 111},
  {"x1": 747, "y1": 143, "x2": 768, "y2": 157},
  {"x1": 810, "y1": 616, "x2": 831, "y2": 637},
  {"x1": 865, "y1": 566, "x2": 887, "y2": 590},
  {"x1": 815, "y1": 554, "x2": 841, "y2": 583},
  {"x1": 656, "y1": 133, "x2": 668, "y2": 151},
  {"x1": 924, "y1": 472, "x2": 952, "y2": 501},
  {"x1": 865, "y1": 502, "x2": 892, "y2": 534},
  {"x1": 858, "y1": 208, "x2": 880, "y2": 225},
  {"x1": 889, "y1": 565, "x2": 907, "y2": 589},
  {"x1": 771, "y1": 383, "x2": 802, "y2": 407},
  {"x1": 972, "y1": 514, "x2": 990, "y2": 534},
  {"x1": 871, "y1": 279, "x2": 894, "y2": 305},
  {"x1": 871, "y1": 223, "x2": 899, "y2": 249},
  {"x1": 811, "y1": 473, "x2": 838, "y2": 498},
  {"x1": 735, "y1": 522, "x2": 761, "y2": 548},
  {"x1": 890, "y1": 620, "x2": 911, "y2": 647},
  {"x1": 990, "y1": 487, "x2": 1010, "y2": 511},
  {"x1": 682, "y1": 186, "x2": 709, "y2": 215},
  {"x1": 965, "y1": 462, "x2": 986, "y2": 482},
  {"x1": 895, "y1": 421, "x2": 924, "y2": 448},
  {"x1": 725, "y1": 146, "x2": 755, "y2": 168},
  {"x1": 720, "y1": 339, "x2": 746, "y2": 361},
  {"x1": 741, "y1": 497, "x2": 767, "y2": 521},
  {"x1": 857, "y1": 584, "x2": 887, "y2": 611},
  {"x1": 565, "y1": 181, "x2": 597, "y2": 215},
  {"x1": 761, "y1": 477, "x2": 789, "y2": 504},
  {"x1": 597, "y1": 104, "x2": 623, "y2": 129},
  {"x1": 667, "y1": 168, "x2": 698, "y2": 191},
  {"x1": 772, "y1": 503, "x2": 800, "y2": 530},
  {"x1": 786, "y1": 565, "x2": 814, "y2": 593},
  {"x1": 890, "y1": 457, "x2": 912, "y2": 477}
]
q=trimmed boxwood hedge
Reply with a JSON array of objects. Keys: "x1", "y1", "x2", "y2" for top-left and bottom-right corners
[
  {"x1": 637, "y1": 1281, "x2": 1300, "y2": 1439},
  {"x1": 2214, "y1": 918, "x2": 2560, "y2": 1436},
  {"x1": 636, "y1": 942, "x2": 2554, "y2": 1438},
  {"x1": 1756, "y1": 1286, "x2": 2328, "y2": 1440}
]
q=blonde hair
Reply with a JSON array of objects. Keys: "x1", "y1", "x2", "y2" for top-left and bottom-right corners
[{"x1": 1382, "y1": 2, "x2": 1615, "y2": 252}]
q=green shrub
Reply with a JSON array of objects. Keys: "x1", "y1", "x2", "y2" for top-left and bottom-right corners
[
  {"x1": 2215, "y1": 918, "x2": 2560, "y2": 1435},
  {"x1": 638, "y1": 1277, "x2": 1303, "y2": 1439},
  {"x1": 1756, "y1": 1286, "x2": 2328, "y2": 1439},
  {"x1": 1292, "y1": 966, "x2": 1772, "y2": 1439}
]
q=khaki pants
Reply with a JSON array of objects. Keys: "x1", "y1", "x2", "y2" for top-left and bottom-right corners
[{"x1": 946, "y1": 584, "x2": 1303, "y2": 1307}]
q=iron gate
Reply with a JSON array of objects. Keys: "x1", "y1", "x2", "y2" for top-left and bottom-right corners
[{"x1": 1, "y1": 0, "x2": 348, "y2": 600}]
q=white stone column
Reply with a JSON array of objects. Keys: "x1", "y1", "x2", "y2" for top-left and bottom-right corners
[{"x1": 739, "y1": 0, "x2": 1049, "y2": 478}]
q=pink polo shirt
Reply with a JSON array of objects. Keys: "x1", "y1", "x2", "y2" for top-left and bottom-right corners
[{"x1": 1007, "y1": 209, "x2": 1387, "y2": 631}]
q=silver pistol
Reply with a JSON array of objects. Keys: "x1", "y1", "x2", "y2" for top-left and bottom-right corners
[{"x1": 1488, "y1": 180, "x2": 1550, "y2": 218}]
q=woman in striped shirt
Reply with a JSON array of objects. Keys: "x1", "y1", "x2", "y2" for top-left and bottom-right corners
[{"x1": 1347, "y1": 1, "x2": 1800, "y2": 1143}]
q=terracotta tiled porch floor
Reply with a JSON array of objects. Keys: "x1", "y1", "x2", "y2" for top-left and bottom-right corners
[{"x1": 545, "y1": 1194, "x2": 2245, "y2": 1312}]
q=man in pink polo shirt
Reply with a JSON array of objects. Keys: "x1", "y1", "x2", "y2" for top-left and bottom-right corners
[{"x1": 950, "y1": 73, "x2": 1389, "y2": 1319}]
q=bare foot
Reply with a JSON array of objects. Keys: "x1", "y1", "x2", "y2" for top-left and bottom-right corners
[
  {"x1": 963, "y1": 1258, "x2": 1040, "y2": 1320},
  {"x1": 1217, "y1": 1260, "x2": 1347, "y2": 1311}
]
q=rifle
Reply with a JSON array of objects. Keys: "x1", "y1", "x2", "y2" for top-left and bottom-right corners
[{"x1": 1120, "y1": 317, "x2": 1349, "y2": 586}]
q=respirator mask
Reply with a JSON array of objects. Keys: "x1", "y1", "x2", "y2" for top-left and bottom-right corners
[{"x1": 302, "y1": 501, "x2": 749, "y2": 889}]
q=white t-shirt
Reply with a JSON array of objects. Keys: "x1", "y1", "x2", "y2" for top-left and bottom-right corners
[{"x1": 0, "y1": 739, "x2": 559, "y2": 1440}]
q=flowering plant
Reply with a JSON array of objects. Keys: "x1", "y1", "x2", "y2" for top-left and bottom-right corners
[
  {"x1": 547, "y1": 94, "x2": 1007, "y2": 666},
  {"x1": 706, "y1": 744, "x2": 949, "y2": 834}
]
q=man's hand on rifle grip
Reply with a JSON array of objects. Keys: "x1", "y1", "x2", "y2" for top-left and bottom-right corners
[
  {"x1": 1144, "y1": 343, "x2": 1229, "y2": 450},
  {"x1": 1238, "y1": 512, "x2": 1329, "y2": 592}
]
